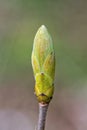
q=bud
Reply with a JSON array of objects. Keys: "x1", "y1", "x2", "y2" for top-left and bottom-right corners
[{"x1": 31, "y1": 25, "x2": 55, "y2": 104}]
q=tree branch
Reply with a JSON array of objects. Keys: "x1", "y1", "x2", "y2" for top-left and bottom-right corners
[{"x1": 37, "y1": 103, "x2": 49, "y2": 130}]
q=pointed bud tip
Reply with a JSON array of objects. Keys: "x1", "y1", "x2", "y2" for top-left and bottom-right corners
[
  {"x1": 39, "y1": 25, "x2": 47, "y2": 33},
  {"x1": 40, "y1": 25, "x2": 46, "y2": 29}
]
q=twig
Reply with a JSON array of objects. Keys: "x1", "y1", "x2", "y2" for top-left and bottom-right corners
[{"x1": 37, "y1": 103, "x2": 49, "y2": 130}]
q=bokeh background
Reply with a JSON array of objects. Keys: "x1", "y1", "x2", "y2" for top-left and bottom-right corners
[{"x1": 0, "y1": 0, "x2": 87, "y2": 130}]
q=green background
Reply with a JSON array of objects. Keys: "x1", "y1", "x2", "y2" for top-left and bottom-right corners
[{"x1": 0, "y1": 0, "x2": 87, "y2": 130}]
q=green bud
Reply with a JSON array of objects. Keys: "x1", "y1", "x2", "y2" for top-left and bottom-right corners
[{"x1": 31, "y1": 25, "x2": 55, "y2": 104}]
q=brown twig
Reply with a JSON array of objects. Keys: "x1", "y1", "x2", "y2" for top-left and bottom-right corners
[{"x1": 37, "y1": 103, "x2": 49, "y2": 130}]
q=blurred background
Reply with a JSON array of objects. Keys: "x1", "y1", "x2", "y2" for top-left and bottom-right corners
[{"x1": 0, "y1": 0, "x2": 87, "y2": 130}]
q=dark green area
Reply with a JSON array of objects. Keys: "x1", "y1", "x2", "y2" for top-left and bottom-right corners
[{"x1": 0, "y1": 0, "x2": 87, "y2": 87}]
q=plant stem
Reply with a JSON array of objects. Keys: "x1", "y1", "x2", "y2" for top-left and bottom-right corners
[{"x1": 37, "y1": 103, "x2": 49, "y2": 130}]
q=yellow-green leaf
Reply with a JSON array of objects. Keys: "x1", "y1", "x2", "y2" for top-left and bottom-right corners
[{"x1": 31, "y1": 25, "x2": 55, "y2": 104}]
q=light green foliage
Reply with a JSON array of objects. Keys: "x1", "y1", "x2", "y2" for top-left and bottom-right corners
[{"x1": 31, "y1": 25, "x2": 55, "y2": 104}]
